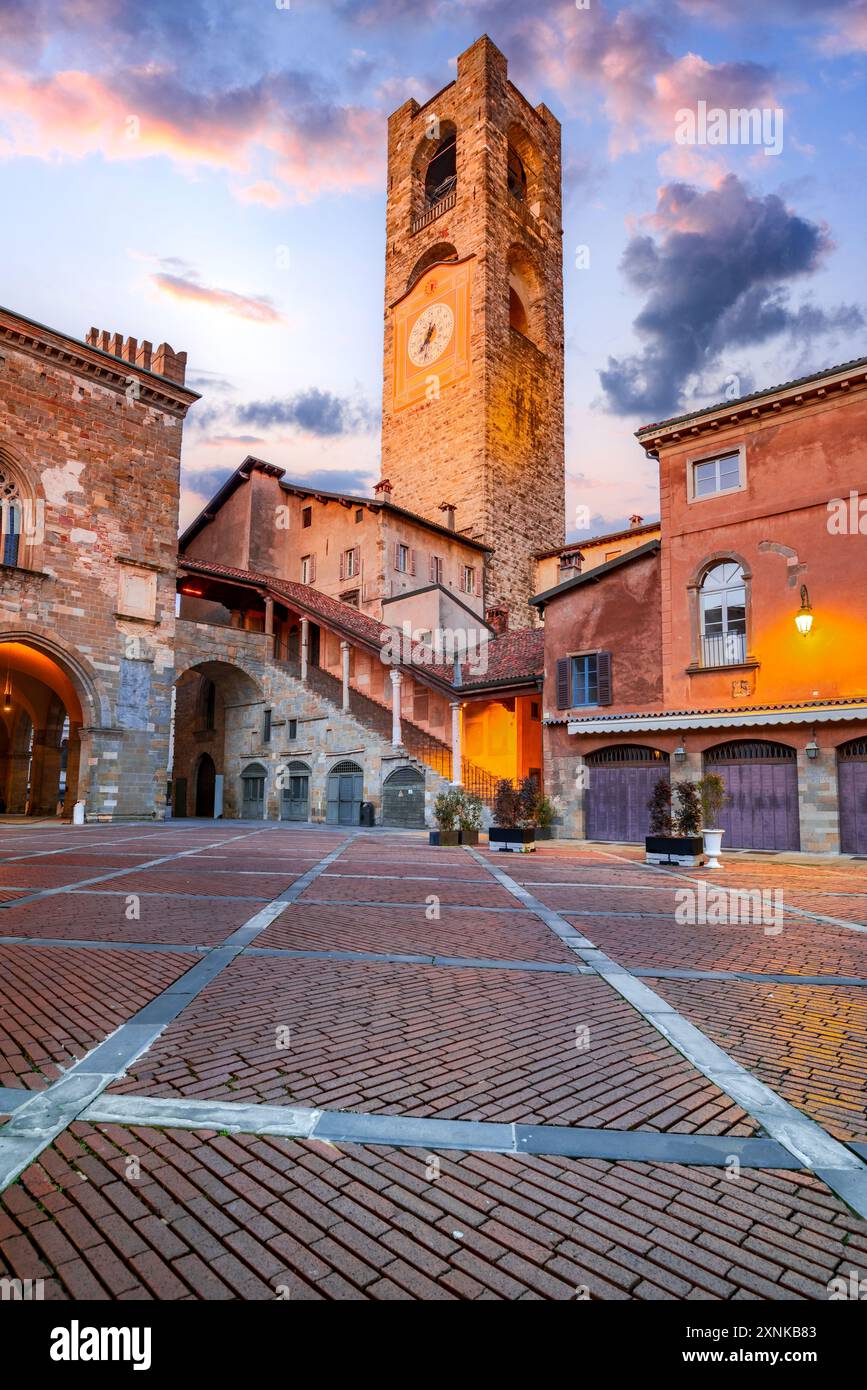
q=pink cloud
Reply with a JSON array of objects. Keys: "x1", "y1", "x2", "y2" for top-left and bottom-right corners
[
  {"x1": 150, "y1": 272, "x2": 284, "y2": 325},
  {"x1": 820, "y1": 1, "x2": 867, "y2": 53},
  {"x1": 0, "y1": 62, "x2": 383, "y2": 202}
]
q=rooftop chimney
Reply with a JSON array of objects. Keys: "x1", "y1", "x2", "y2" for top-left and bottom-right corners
[
  {"x1": 558, "y1": 548, "x2": 582, "y2": 582},
  {"x1": 86, "y1": 327, "x2": 187, "y2": 385},
  {"x1": 439, "y1": 501, "x2": 456, "y2": 531},
  {"x1": 374, "y1": 478, "x2": 393, "y2": 500},
  {"x1": 486, "y1": 605, "x2": 509, "y2": 636},
  {"x1": 629, "y1": 514, "x2": 644, "y2": 528}
]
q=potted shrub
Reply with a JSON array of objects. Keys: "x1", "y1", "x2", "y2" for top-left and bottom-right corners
[
  {"x1": 488, "y1": 779, "x2": 535, "y2": 852},
  {"x1": 645, "y1": 777, "x2": 704, "y2": 866},
  {"x1": 457, "y1": 790, "x2": 483, "y2": 846},
  {"x1": 535, "y1": 794, "x2": 556, "y2": 840},
  {"x1": 430, "y1": 788, "x2": 461, "y2": 846},
  {"x1": 699, "y1": 772, "x2": 726, "y2": 869}
]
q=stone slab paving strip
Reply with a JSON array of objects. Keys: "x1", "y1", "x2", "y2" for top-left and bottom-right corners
[{"x1": 467, "y1": 847, "x2": 867, "y2": 1220}]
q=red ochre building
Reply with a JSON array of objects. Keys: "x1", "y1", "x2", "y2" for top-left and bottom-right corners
[{"x1": 536, "y1": 357, "x2": 867, "y2": 855}]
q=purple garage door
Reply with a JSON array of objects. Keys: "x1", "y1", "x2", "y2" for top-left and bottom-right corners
[
  {"x1": 838, "y1": 739, "x2": 867, "y2": 855},
  {"x1": 704, "y1": 741, "x2": 800, "y2": 851},
  {"x1": 585, "y1": 746, "x2": 670, "y2": 843}
]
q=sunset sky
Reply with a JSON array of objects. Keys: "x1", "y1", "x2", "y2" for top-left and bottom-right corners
[{"x1": 1, "y1": 0, "x2": 865, "y2": 541}]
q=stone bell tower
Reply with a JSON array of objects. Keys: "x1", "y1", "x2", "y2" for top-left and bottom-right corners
[{"x1": 380, "y1": 35, "x2": 565, "y2": 625}]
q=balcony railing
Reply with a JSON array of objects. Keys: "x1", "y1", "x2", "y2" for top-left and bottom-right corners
[
  {"x1": 701, "y1": 631, "x2": 747, "y2": 668},
  {"x1": 411, "y1": 187, "x2": 456, "y2": 235},
  {"x1": 507, "y1": 190, "x2": 540, "y2": 231}
]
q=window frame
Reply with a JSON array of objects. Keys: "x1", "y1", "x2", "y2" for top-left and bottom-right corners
[
  {"x1": 686, "y1": 445, "x2": 747, "y2": 504},
  {"x1": 461, "y1": 564, "x2": 476, "y2": 595},
  {"x1": 301, "y1": 506, "x2": 312, "y2": 529}
]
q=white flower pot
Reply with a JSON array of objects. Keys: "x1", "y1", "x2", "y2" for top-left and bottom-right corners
[{"x1": 702, "y1": 828, "x2": 724, "y2": 869}]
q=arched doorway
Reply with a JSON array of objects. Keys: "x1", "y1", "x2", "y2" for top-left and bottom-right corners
[
  {"x1": 0, "y1": 636, "x2": 92, "y2": 816},
  {"x1": 281, "y1": 760, "x2": 310, "y2": 822},
  {"x1": 327, "y1": 760, "x2": 363, "y2": 826},
  {"x1": 704, "y1": 740, "x2": 800, "y2": 851},
  {"x1": 195, "y1": 754, "x2": 216, "y2": 818},
  {"x1": 838, "y1": 737, "x2": 867, "y2": 854},
  {"x1": 241, "y1": 762, "x2": 267, "y2": 819},
  {"x1": 584, "y1": 745, "x2": 670, "y2": 842},
  {"x1": 382, "y1": 765, "x2": 425, "y2": 827},
  {"x1": 172, "y1": 658, "x2": 265, "y2": 821}
]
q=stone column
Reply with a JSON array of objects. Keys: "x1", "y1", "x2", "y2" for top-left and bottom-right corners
[
  {"x1": 62, "y1": 722, "x2": 82, "y2": 816},
  {"x1": 28, "y1": 728, "x2": 50, "y2": 813},
  {"x1": 451, "y1": 701, "x2": 462, "y2": 785},
  {"x1": 300, "y1": 618, "x2": 309, "y2": 682},
  {"x1": 390, "y1": 670, "x2": 402, "y2": 746},
  {"x1": 341, "y1": 641, "x2": 351, "y2": 712},
  {"x1": 5, "y1": 751, "x2": 30, "y2": 814},
  {"x1": 797, "y1": 744, "x2": 840, "y2": 854},
  {"x1": 264, "y1": 595, "x2": 274, "y2": 636}
]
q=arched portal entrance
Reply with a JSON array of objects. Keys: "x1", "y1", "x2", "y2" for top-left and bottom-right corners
[
  {"x1": 0, "y1": 636, "x2": 93, "y2": 816},
  {"x1": 327, "y1": 760, "x2": 363, "y2": 826},
  {"x1": 382, "y1": 765, "x2": 425, "y2": 828},
  {"x1": 584, "y1": 745, "x2": 670, "y2": 843},
  {"x1": 172, "y1": 659, "x2": 265, "y2": 820}
]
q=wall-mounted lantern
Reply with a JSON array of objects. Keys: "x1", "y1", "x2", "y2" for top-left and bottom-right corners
[
  {"x1": 795, "y1": 584, "x2": 814, "y2": 636},
  {"x1": 2, "y1": 672, "x2": 11, "y2": 712},
  {"x1": 805, "y1": 740, "x2": 819, "y2": 759},
  {"x1": 674, "y1": 745, "x2": 687, "y2": 763}
]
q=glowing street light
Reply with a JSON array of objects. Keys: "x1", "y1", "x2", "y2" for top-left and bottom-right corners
[{"x1": 795, "y1": 584, "x2": 813, "y2": 637}]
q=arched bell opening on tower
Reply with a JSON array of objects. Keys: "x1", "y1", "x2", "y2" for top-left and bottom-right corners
[
  {"x1": 507, "y1": 244, "x2": 543, "y2": 347},
  {"x1": 506, "y1": 122, "x2": 542, "y2": 218},
  {"x1": 415, "y1": 122, "x2": 457, "y2": 212}
]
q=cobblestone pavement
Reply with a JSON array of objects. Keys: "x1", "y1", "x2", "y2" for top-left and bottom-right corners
[{"x1": 0, "y1": 822, "x2": 866, "y2": 1301}]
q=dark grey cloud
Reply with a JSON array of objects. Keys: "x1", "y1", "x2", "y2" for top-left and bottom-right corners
[
  {"x1": 237, "y1": 389, "x2": 376, "y2": 437},
  {"x1": 598, "y1": 175, "x2": 863, "y2": 419}
]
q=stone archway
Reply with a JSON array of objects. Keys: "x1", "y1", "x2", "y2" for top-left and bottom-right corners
[
  {"x1": 172, "y1": 659, "x2": 266, "y2": 821},
  {"x1": 0, "y1": 633, "x2": 102, "y2": 815}
]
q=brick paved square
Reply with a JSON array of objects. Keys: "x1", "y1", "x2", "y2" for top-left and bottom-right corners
[
  {"x1": 2, "y1": 1124, "x2": 865, "y2": 1301},
  {"x1": 0, "y1": 943, "x2": 194, "y2": 1090},
  {"x1": 109, "y1": 955, "x2": 755, "y2": 1133}
]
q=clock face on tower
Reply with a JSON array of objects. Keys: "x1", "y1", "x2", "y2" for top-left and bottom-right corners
[
  {"x1": 391, "y1": 256, "x2": 472, "y2": 412},
  {"x1": 407, "y1": 303, "x2": 454, "y2": 367}
]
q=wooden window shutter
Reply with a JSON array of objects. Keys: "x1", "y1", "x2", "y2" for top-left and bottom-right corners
[
  {"x1": 556, "y1": 658, "x2": 570, "y2": 710},
  {"x1": 597, "y1": 651, "x2": 613, "y2": 705},
  {"x1": 338, "y1": 550, "x2": 346, "y2": 580},
  {"x1": 353, "y1": 546, "x2": 360, "y2": 574},
  {"x1": 410, "y1": 548, "x2": 417, "y2": 576},
  {"x1": 310, "y1": 554, "x2": 316, "y2": 583},
  {"x1": 429, "y1": 554, "x2": 438, "y2": 583},
  {"x1": 393, "y1": 542, "x2": 400, "y2": 571}
]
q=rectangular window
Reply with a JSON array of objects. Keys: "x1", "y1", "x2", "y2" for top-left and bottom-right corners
[
  {"x1": 355, "y1": 508, "x2": 364, "y2": 524},
  {"x1": 288, "y1": 718, "x2": 298, "y2": 740},
  {"x1": 462, "y1": 565, "x2": 476, "y2": 595},
  {"x1": 570, "y1": 653, "x2": 599, "y2": 707},
  {"x1": 691, "y1": 450, "x2": 743, "y2": 500},
  {"x1": 301, "y1": 554, "x2": 316, "y2": 585},
  {"x1": 343, "y1": 547, "x2": 359, "y2": 579},
  {"x1": 262, "y1": 709, "x2": 272, "y2": 744},
  {"x1": 531, "y1": 701, "x2": 541, "y2": 721},
  {"x1": 429, "y1": 555, "x2": 444, "y2": 585},
  {"x1": 302, "y1": 506, "x2": 312, "y2": 528},
  {"x1": 395, "y1": 543, "x2": 409, "y2": 573}
]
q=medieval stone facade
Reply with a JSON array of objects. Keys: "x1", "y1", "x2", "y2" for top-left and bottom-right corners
[
  {"x1": 380, "y1": 36, "x2": 565, "y2": 625},
  {"x1": 0, "y1": 306, "x2": 197, "y2": 819}
]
